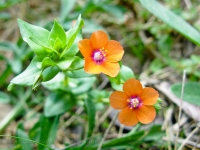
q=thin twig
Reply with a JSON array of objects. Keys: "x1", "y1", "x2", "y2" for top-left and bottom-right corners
[
  {"x1": 163, "y1": 136, "x2": 200, "y2": 148},
  {"x1": 97, "y1": 112, "x2": 118, "y2": 150},
  {"x1": 118, "y1": 124, "x2": 124, "y2": 138},
  {"x1": 175, "y1": 70, "x2": 186, "y2": 150},
  {"x1": 178, "y1": 124, "x2": 200, "y2": 150}
]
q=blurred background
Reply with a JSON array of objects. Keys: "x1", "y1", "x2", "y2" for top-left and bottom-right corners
[{"x1": 0, "y1": 0, "x2": 200, "y2": 149}]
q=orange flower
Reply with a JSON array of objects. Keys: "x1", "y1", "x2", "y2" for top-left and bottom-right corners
[
  {"x1": 78, "y1": 30, "x2": 124, "y2": 77},
  {"x1": 109, "y1": 78, "x2": 159, "y2": 126}
]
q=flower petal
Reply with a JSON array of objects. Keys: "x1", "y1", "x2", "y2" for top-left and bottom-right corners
[
  {"x1": 109, "y1": 91, "x2": 128, "y2": 109},
  {"x1": 105, "y1": 40, "x2": 124, "y2": 62},
  {"x1": 118, "y1": 106, "x2": 138, "y2": 126},
  {"x1": 136, "y1": 105, "x2": 156, "y2": 124},
  {"x1": 90, "y1": 30, "x2": 108, "y2": 49},
  {"x1": 78, "y1": 39, "x2": 93, "y2": 58},
  {"x1": 140, "y1": 87, "x2": 159, "y2": 105},
  {"x1": 99, "y1": 61, "x2": 120, "y2": 77},
  {"x1": 84, "y1": 58, "x2": 101, "y2": 74},
  {"x1": 123, "y1": 78, "x2": 143, "y2": 97}
]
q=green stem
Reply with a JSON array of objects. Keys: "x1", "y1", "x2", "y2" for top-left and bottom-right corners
[{"x1": 0, "y1": 89, "x2": 31, "y2": 132}]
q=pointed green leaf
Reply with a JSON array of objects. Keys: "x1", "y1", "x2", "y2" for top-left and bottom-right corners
[
  {"x1": 65, "y1": 14, "x2": 84, "y2": 50},
  {"x1": 63, "y1": 30, "x2": 82, "y2": 57},
  {"x1": 29, "y1": 36, "x2": 53, "y2": 53},
  {"x1": 171, "y1": 82, "x2": 200, "y2": 106},
  {"x1": 139, "y1": 0, "x2": 200, "y2": 46},
  {"x1": 85, "y1": 97, "x2": 95, "y2": 137},
  {"x1": 48, "y1": 20, "x2": 67, "y2": 50},
  {"x1": 18, "y1": 19, "x2": 50, "y2": 56},
  {"x1": 9, "y1": 56, "x2": 42, "y2": 86}
]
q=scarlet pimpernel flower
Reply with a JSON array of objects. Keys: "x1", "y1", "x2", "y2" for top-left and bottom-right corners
[
  {"x1": 78, "y1": 30, "x2": 124, "y2": 77},
  {"x1": 109, "y1": 78, "x2": 159, "y2": 126}
]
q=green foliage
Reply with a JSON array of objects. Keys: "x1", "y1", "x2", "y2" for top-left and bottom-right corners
[
  {"x1": 48, "y1": 20, "x2": 67, "y2": 51},
  {"x1": 0, "y1": 91, "x2": 10, "y2": 103},
  {"x1": 139, "y1": 0, "x2": 200, "y2": 46},
  {"x1": 171, "y1": 82, "x2": 200, "y2": 106},
  {"x1": 44, "y1": 92, "x2": 75, "y2": 117},
  {"x1": 109, "y1": 65, "x2": 135, "y2": 90},
  {"x1": 38, "y1": 115, "x2": 59, "y2": 150},
  {"x1": 8, "y1": 15, "x2": 84, "y2": 89},
  {"x1": 0, "y1": 0, "x2": 25, "y2": 10},
  {"x1": 18, "y1": 19, "x2": 50, "y2": 57},
  {"x1": 3, "y1": 0, "x2": 200, "y2": 149},
  {"x1": 15, "y1": 123, "x2": 33, "y2": 150}
]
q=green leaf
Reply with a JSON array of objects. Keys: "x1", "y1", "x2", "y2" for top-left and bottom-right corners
[
  {"x1": 63, "y1": 30, "x2": 82, "y2": 57},
  {"x1": 9, "y1": 56, "x2": 42, "y2": 86},
  {"x1": 29, "y1": 36, "x2": 53, "y2": 53},
  {"x1": 57, "y1": 56, "x2": 75, "y2": 71},
  {"x1": 65, "y1": 14, "x2": 84, "y2": 51},
  {"x1": 171, "y1": 82, "x2": 200, "y2": 106},
  {"x1": 109, "y1": 65, "x2": 134, "y2": 90},
  {"x1": 85, "y1": 97, "x2": 95, "y2": 137},
  {"x1": 44, "y1": 92, "x2": 74, "y2": 117},
  {"x1": 16, "y1": 123, "x2": 33, "y2": 150},
  {"x1": 68, "y1": 56, "x2": 84, "y2": 70},
  {"x1": 37, "y1": 57, "x2": 57, "y2": 70},
  {"x1": 120, "y1": 65, "x2": 135, "y2": 82},
  {"x1": 139, "y1": 0, "x2": 200, "y2": 46},
  {"x1": 48, "y1": 20, "x2": 67, "y2": 50},
  {"x1": 38, "y1": 115, "x2": 59, "y2": 150},
  {"x1": 0, "y1": 91, "x2": 10, "y2": 103},
  {"x1": 42, "y1": 66, "x2": 60, "y2": 82},
  {"x1": 66, "y1": 68, "x2": 94, "y2": 78},
  {"x1": 18, "y1": 19, "x2": 50, "y2": 56}
]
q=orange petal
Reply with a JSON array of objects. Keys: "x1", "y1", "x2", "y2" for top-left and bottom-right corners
[
  {"x1": 105, "y1": 40, "x2": 124, "y2": 62},
  {"x1": 123, "y1": 79, "x2": 143, "y2": 98},
  {"x1": 78, "y1": 39, "x2": 93, "y2": 58},
  {"x1": 136, "y1": 105, "x2": 156, "y2": 124},
  {"x1": 109, "y1": 91, "x2": 128, "y2": 109},
  {"x1": 90, "y1": 30, "x2": 108, "y2": 49},
  {"x1": 118, "y1": 106, "x2": 138, "y2": 126},
  {"x1": 99, "y1": 61, "x2": 120, "y2": 77},
  {"x1": 84, "y1": 58, "x2": 101, "y2": 74},
  {"x1": 140, "y1": 87, "x2": 159, "y2": 105}
]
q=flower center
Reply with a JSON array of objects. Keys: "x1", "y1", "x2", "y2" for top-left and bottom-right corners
[
  {"x1": 127, "y1": 97, "x2": 141, "y2": 109},
  {"x1": 92, "y1": 47, "x2": 106, "y2": 64},
  {"x1": 94, "y1": 51, "x2": 104, "y2": 61}
]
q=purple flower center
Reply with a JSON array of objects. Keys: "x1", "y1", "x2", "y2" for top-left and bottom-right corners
[
  {"x1": 127, "y1": 96, "x2": 141, "y2": 109},
  {"x1": 92, "y1": 48, "x2": 106, "y2": 64}
]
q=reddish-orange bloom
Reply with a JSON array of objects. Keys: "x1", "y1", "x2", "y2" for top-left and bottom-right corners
[
  {"x1": 109, "y1": 78, "x2": 159, "y2": 126},
  {"x1": 78, "y1": 30, "x2": 124, "y2": 77}
]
